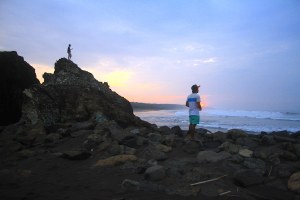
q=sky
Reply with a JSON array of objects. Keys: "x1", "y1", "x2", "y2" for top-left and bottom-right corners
[{"x1": 1, "y1": 0, "x2": 300, "y2": 112}]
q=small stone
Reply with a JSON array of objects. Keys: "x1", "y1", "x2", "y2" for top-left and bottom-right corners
[
  {"x1": 144, "y1": 165, "x2": 166, "y2": 181},
  {"x1": 239, "y1": 149, "x2": 253, "y2": 158},
  {"x1": 121, "y1": 179, "x2": 140, "y2": 192},
  {"x1": 288, "y1": 172, "x2": 300, "y2": 191},
  {"x1": 94, "y1": 155, "x2": 137, "y2": 167}
]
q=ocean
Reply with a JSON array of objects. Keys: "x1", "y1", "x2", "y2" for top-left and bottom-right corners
[{"x1": 134, "y1": 108, "x2": 300, "y2": 134}]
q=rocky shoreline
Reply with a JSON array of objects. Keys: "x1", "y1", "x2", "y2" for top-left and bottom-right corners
[
  {"x1": 1, "y1": 121, "x2": 300, "y2": 200},
  {"x1": 0, "y1": 52, "x2": 300, "y2": 200}
]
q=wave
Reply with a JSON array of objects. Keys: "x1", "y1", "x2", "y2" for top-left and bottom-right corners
[{"x1": 175, "y1": 108, "x2": 300, "y2": 121}]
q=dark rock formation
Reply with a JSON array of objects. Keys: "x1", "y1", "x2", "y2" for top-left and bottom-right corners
[
  {"x1": 0, "y1": 51, "x2": 39, "y2": 126},
  {"x1": 21, "y1": 58, "x2": 148, "y2": 131}
]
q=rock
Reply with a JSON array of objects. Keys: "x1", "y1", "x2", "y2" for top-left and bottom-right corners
[
  {"x1": 236, "y1": 137, "x2": 259, "y2": 149},
  {"x1": 82, "y1": 133, "x2": 104, "y2": 150},
  {"x1": 239, "y1": 149, "x2": 253, "y2": 158},
  {"x1": 15, "y1": 123, "x2": 47, "y2": 146},
  {"x1": 108, "y1": 141, "x2": 122, "y2": 155},
  {"x1": 163, "y1": 134, "x2": 175, "y2": 146},
  {"x1": 121, "y1": 135, "x2": 139, "y2": 148},
  {"x1": 120, "y1": 145, "x2": 136, "y2": 155},
  {"x1": 144, "y1": 165, "x2": 166, "y2": 181},
  {"x1": 261, "y1": 135, "x2": 275, "y2": 145},
  {"x1": 121, "y1": 179, "x2": 140, "y2": 192},
  {"x1": 155, "y1": 144, "x2": 172, "y2": 153},
  {"x1": 159, "y1": 126, "x2": 172, "y2": 135},
  {"x1": 254, "y1": 146, "x2": 281, "y2": 160},
  {"x1": 274, "y1": 135, "x2": 297, "y2": 143},
  {"x1": 280, "y1": 150, "x2": 298, "y2": 161},
  {"x1": 94, "y1": 154, "x2": 137, "y2": 167},
  {"x1": 108, "y1": 125, "x2": 128, "y2": 142},
  {"x1": 197, "y1": 150, "x2": 231, "y2": 163},
  {"x1": 218, "y1": 141, "x2": 241, "y2": 154},
  {"x1": 0, "y1": 51, "x2": 39, "y2": 126},
  {"x1": 68, "y1": 121, "x2": 95, "y2": 133},
  {"x1": 294, "y1": 144, "x2": 300, "y2": 158},
  {"x1": 45, "y1": 133, "x2": 61, "y2": 143},
  {"x1": 227, "y1": 129, "x2": 248, "y2": 140},
  {"x1": 212, "y1": 131, "x2": 227, "y2": 143},
  {"x1": 98, "y1": 140, "x2": 111, "y2": 152},
  {"x1": 139, "y1": 144, "x2": 168, "y2": 161},
  {"x1": 171, "y1": 126, "x2": 183, "y2": 137},
  {"x1": 268, "y1": 154, "x2": 281, "y2": 165},
  {"x1": 183, "y1": 140, "x2": 203, "y2": 154},
  {"x1": 243, "y1": 158, "x2": 266, "y2": 171},
  {"x1": 21, "y1": 58, "x2": 147, "y2": 130},
  {"x1": 275, "y1": 163, "x2": 299, "y2": 178},
  {"x1": 197, "y1": 128, "x2": 212, "y2": 135},
  {"x1": 229, "y1": 154, "x2": 244, "y2": 164},
  {"x1": 148, "y1": 133, "x2": 162, "y2": 143},
  {"x1": 288, "y1": 172, "x2": 300, "y2": 192},
  {"x1": 61, "y1": 150, "x2": 91, "y2": 160},
  {"x1": 234, "y1": 169, "x2": 265, "y2": 187}
]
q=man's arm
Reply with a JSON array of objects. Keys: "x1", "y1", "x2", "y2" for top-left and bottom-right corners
[
  {"x1": 186, "y1": 101, "x2": 189, "y2": 107},
  {"x1": 197, "y1": 102, "x2": 202, "y2": 111}
]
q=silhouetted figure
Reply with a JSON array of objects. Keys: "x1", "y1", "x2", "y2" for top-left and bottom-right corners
[
  {"x1": 67, "y1": 44, "x2": 72, "y2": 60},
  {"x1": 185, "y1": 84, "x2": 202, "y2": 140}
]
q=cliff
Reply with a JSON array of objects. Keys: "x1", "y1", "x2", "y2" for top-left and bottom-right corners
[
  {"x1": 0, "y1": 51, "x2": 39, "y2": 126},
  {"x1": 21, "y1": 58, "x2": 149, "y2": 131}
]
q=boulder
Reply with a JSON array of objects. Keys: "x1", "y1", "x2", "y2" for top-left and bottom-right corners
[
  {"x1": 159, "y1": 126, "x2": 172, "y2": 135},
  {"x1": 197, "y1": 150, "x2": 231, "y2": 163},
  {"x1": 144, "y1": 165, "x2": 166, "y2": 181},
  {"x1": 121, "y1": 179, "x2": 140, "y2": 192},
  {"x1": 260, "y1": 135, "x2": 275, "y2": 145},
  {"x1": 139, "y1": 144, "x2": 168, "y2": 161},
  {"x1": 94, "y1": 155, "x2": 137, "y2": 167},
  {"x1": 183, "y1": 140, "x2": 203, "y2": 154},
  {"x1": 288, "y1": 172, "x2": 300, "y2": 192},
  {"x1": 234, "y1": 169, "x2": 264, "y2": 187},
  {"x1": 171, "y1": 126, "x2": 183, "y2": 137},
  {"x1": 243, "y1": 158, "x2": 266, "y2": 171},
  {"x1": 236, "y1": 137, "x2": 259, "y2": 149},
  {"x1": 218, "y1": 141, "x2": 241, "y2": 154},
  {"x1": 212, "y1": 131, "x2": 227, "y2": 143},
  {"x1": 239, "y1": 149, "x2": 253, "y2": 158},
  {"x1": 0, "y1": 51, "x2": 39, "y2": 126},
  {"x1": 148, "y1": 133, "x2": 162, "y2": 143},
  {"x1": 227, "y1": 129, "x2": 248, "y2": 140},
  {"x1": 279, "y1": 150, "x2": 298, "y2": 161}
]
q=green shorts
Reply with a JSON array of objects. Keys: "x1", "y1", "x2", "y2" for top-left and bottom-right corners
[{"x1": 189, "y1": 115, "x2": 200, "y2": 125}]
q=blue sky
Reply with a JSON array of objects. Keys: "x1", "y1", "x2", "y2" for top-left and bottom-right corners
[{"x1": 1, "y1": 0, "x2": 300, "y2": 112}]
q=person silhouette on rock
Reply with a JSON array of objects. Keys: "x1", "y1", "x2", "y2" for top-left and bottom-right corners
[{"x1": 67, "y1": 44, "x2": 73, "y2": 60}]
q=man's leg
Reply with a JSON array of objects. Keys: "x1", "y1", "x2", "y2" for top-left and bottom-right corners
[{"x1": 188, "y1": 124, "x2": 196, "y2": 139}]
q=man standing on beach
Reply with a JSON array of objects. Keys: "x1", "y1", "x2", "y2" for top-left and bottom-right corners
[{"x1": 186, "y1": 84, "x2": 202, "y2": 140}]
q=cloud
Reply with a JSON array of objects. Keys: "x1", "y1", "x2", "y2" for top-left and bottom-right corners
[{"x1": 203, "y1": 57, "x2": 217, "y2": 63}]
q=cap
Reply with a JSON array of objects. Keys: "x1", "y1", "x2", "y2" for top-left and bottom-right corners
[{"x1": 191, "y1": 84, "x2": 200, "y2": 90}]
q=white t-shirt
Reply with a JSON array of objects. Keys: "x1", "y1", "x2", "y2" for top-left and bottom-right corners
[{"x1": 186, "y1": 93, "x2": 201, "y2": 116}]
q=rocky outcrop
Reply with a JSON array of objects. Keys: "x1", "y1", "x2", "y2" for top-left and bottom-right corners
[
  {"x1": 21, "y1": 58, "x2": 149, "y2": 131},
  {"x1": 0, "y1": 51, "x2": 39, "y2": 125}
]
